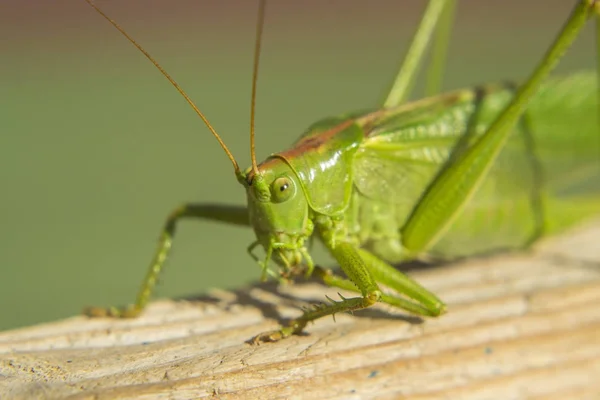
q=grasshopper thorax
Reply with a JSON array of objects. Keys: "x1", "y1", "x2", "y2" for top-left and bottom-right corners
[{"x1": 241, "y1": 157, "x2": 313, "y2": 272}]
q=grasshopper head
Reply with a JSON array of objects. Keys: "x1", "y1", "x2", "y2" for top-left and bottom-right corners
[{"x1": 239, "y1": 157, "x2": 312, "y2": 274}]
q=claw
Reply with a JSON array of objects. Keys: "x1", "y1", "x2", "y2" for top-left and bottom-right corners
[
  {"x1": 251, "y1": 324, "x2": 299, "y2": 344},
  {"x1": 83, "y1": 306, "x2": 110, "y2": 318},
  {"x1": 251, "y1": 330, "x2": 284, "y2": 344},
  {"x1": 83, "y1": 304, "x2": 141, "y2": 319}
]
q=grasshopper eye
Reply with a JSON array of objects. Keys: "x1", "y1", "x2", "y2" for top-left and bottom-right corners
[{"x1": 271, "y1": 176, "x2": 295, "y2": 203}]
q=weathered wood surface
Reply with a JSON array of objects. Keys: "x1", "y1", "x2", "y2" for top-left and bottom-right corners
[{"x1": 1, "y1": 221, "x2": 600, "y2": 400}]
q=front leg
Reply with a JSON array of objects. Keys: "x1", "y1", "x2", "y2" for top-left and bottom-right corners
[
  {"x1": 84, "y1": 203, "x2": 248, "y2": 318},
  {"x1": 253, "y1": 242, "x2": 446, "y2": 343}
]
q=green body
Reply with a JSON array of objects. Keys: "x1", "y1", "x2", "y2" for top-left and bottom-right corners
[
  {"x1": 84, "y1": 0, "x2": 600, "y2": 342},
  {"x1": 251, "y1": 73, "x2": 599, "y2": 275}
]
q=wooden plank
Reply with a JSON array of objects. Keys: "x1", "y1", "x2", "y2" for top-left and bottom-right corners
[{"x1": 1, "y1": 220, "x2": 599, "y2": 400}]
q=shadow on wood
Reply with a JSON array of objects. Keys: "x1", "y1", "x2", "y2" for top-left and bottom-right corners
[{"x1": 1, "y1": 220, "x2": 599, "y2": 399}]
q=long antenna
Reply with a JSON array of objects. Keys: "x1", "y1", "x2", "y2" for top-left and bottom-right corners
[
  {"x1": 84, "y1": 0, "x2": 240, "y2": 175},
  {"x1": 250, "y1": 0, "x2": 267, "y2": 177}
]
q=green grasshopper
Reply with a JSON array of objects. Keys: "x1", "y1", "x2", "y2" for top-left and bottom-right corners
[{"x1": 84, "y1": 0, "x2": 600, "y2": 342}]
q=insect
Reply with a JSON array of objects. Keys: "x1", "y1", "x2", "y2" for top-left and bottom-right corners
[{"x1": 83, "y1": 0, "x2": 600, "y2": 342}]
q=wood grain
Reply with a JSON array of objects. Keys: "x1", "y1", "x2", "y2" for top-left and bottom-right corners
[{"x1": 1, "y1": 220, "x2": 599, "y2": 400}]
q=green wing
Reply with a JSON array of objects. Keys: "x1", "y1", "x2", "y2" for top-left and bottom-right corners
[{"x1": 353, "y1": 72, "x2": 600, "y2": 258}]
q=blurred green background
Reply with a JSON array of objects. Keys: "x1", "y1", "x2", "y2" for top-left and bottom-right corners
[{"x1": 0, "y1": 0, "x2": 594, "y2": 331}]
